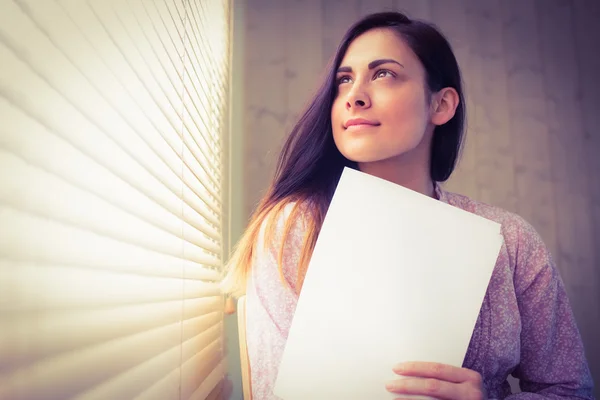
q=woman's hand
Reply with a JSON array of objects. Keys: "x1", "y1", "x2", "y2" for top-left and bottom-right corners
[{"x1": 385, "y1": 361, "x2": 486, "y2": 400}]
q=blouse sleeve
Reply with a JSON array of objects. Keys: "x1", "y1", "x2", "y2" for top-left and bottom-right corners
[
  {"x1": 244, "y1": 203, "x2": 307, "y2": 400},
  {"x1": 506, "y1": 217, "x2": 594, "y2": 399}
]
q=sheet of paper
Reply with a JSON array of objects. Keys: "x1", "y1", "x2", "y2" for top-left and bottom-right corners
[{"x1": 273, "y1": 167, "x2": 504, "y2": 400}]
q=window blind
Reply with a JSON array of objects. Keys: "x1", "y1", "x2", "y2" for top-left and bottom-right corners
[{"x1": 0, "y1": 0, "x2": 231, "y2": 399}]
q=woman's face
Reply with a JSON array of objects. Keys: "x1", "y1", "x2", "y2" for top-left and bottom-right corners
[{"x1": 331, "y1": 28, "x2": 433, "y2": 164}]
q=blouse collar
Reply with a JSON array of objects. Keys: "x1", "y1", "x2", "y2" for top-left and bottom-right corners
[{"x1": 434, "y1": 182, "x2": 450, "y2": 204}]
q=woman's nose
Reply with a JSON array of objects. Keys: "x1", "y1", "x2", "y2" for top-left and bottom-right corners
[{"x1": 346, "y1": 90, "x2": 371, "y2": 110}]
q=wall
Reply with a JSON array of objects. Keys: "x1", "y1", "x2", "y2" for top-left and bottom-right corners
[{"x1": 238, "y1": 0, "x2": 600, "y2": 396}]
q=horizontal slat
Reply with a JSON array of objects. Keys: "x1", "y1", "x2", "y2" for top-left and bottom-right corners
[
  {"x1": 194, "y1": 0, "x2": 230, "y2": 88},
  {"x1": 0, "y1": 304, "x2": 223, "y2": 400},
  {"x1": 0, "y1": 2, "x2": 222, "y2": 219},
  {"x1": 181, "y1": 0, "x2": 228, "y2": 214},
  {"x1": 195, "y1": 0, "x2": 230, "y2": 86},
  {"x1": 0, "y1": 97, "x2": 221, "y2": 241},
  {"x1": 189, "y1": 359, "x2": 226, "y2": 400},
  {"x1": 127, "y1": 0, "x2": 186, "y2": 81},
  {"x1": 114, "y1": 321, "x2": 224, "y2": 400},
  {"x1": 0, "y1": 209, "x2": 220, "y2": 278},
  {"x1": 182, "y1": 71, "x2": 224, "y2": 164},
  {"x1": 181, "y1": 313, "x2": 224, "y2": 347},
  {"x1": 148, "y1": 0, "x2": 186, "y2": 57},
  {"x1": 23, "y1": 0, "x2": 186, "y2": 157},
  {"x1": 0, "y1": 56, "x2": 220, "y2": 233},
  {"x1": 106, "y1": 0, "x2": 225, "y2": 180},
  {"x1": 0, "y1": 321, "x2": 181, "y2": 400},
  {"x1": 0, "y1": 2, "x2": 183, "y2": 198},
  {"x1": 182, "y1": 152, "x2": 222, "y2": 210},
  {"x1": 74, "y1": 343, "x2": 182, "y2": 400},
  {"x1": 180, "y1": 112, "x2": 222, "y2": 178},
  {"x1": 183, "y1": 4, "x2": 229, "y2": 397},
  {"x1": 182, "y1": 4, "x2": 228, "y2": 120},
  {"x1": 182, "y1": 64, "x2": 226, "y2": 163},
  {"x1": 0, "y1": 220, "x2": 220, "y2": 281},
  {"x1": 0, "y1": 260, "x2": 221, "y2": 311},
  {"x1": 182, "y1": 338, "x2": 224, "y2": 399},
  {"x1": 103, "y1": 0, "x2": 188, "y2": 126},
  {"x1": 167, "y1": 0, "x2": 187, "y2": 37},
  {"x1": 183, "y1": 70, "x2": 225, "y2": 158},
  {"x1": 0, "y1": 315, "x2": 223, "y2": 400},
  {"x1": 70, "y1": 321, "x2": 224, "y2": 400},
  {"x1": 0, "y1": 204, "x2": 221, "y2": 268},
  {"x1": 0, "y1": 297, "x2": 223, "y2": 369},
  {"x1": 86, "y1": 0, "x2": 223, "y2": 206},
  {"x1": 112, "y1": 0, "x2": 225, "y2": 202},
  {"x1": 206, "y1": 379, "x2": 224, "y2": 400},
  {"x1": 133, "y1": 366, "x2": 181, "y2": 400},
  {"x1": 184, "y1": 70, "x2": 225, "y2": 175},
  {"x1": 184, "y1": 55, "x2": 227, "y2": 148},
  {"x1": 0, "y1": 149, "x2": 221, "y2": 255},
  {"x1": 184, "y1": 43, "x2": 227, "y2": 129},
  {"x1": 0, "y1": 1, "x2": 230, "y2": 399},
  {"x1": 57, "y1": 0, "x2": 190, "y2": 181},
  {"x1": 192, "y1": 0, "x2": 228, "y2": 82}
]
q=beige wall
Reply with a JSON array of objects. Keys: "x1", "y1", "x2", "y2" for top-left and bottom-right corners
[{"x1": 240, "y1": 0, "x2": 599, "y2": 394}]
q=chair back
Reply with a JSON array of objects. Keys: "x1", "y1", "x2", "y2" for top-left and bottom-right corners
[{"x1": 237, "y1": 296, "x2": 252, "y2": 400}]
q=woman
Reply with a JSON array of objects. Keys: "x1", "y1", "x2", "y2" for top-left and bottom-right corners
[{"x1": 223, "y1": 11, "x2": 594, "y2": 399}]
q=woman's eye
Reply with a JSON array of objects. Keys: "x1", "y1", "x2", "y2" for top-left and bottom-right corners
[
  {"x1": 375, "y1": 70, "x2": 393, "y2": 79},
  {"x1": 337, "y1": 76, "x2": 351, "y2": 85}
]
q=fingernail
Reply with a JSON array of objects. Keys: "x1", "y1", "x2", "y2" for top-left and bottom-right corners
[
  {"x1": 385, "y1": 381, "x2": 395, "y2": 391},
  {"x1": 393, "y1": 363, "x2": 405, "y2": 372}
]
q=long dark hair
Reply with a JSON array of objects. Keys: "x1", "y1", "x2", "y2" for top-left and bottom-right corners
[{"x1": 223, "y1": 11, "x2": 466, "y2": 296}]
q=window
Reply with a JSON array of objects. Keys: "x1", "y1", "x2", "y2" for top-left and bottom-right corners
[{"x1": 0, "y1": 0, "x2": 231, "y2": 399}]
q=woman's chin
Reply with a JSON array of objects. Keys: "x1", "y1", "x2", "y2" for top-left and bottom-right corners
[
  {"x1": 341, "y1": 150, "x2": 395, "y2": 164},
  {"x1": 338, "y1": 143, "x2": 418, "y2": 165}
]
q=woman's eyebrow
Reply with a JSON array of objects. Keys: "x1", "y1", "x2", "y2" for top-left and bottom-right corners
[{"x1": 336, "y1": 58, "x2": 404, "y2": 73}]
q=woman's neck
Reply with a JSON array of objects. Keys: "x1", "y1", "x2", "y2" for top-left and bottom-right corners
[{"x1": 358, "y1": 155, "x2": 435, "y2": 198}]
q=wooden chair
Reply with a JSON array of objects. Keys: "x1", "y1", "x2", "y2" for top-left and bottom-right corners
[{"x1": 237, "y1": 296, "x2": 252, "y2": 399}]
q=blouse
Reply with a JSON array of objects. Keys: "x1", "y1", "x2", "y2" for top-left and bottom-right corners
[{"x1": 245, "y1": 186, "x2": 594, "y2": 399}]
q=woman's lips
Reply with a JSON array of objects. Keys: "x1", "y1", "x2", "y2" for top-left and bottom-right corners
[
  {"x1": 346, "y1": 123, "x2": 378, "y2": 130},
  {"x1": 344, "y1": 118, "x2": 380, "y2": 129}
]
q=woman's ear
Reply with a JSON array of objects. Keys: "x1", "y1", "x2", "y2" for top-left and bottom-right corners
[{"x1": 430, "y1": 87, "x2": 459, "y2": 126}]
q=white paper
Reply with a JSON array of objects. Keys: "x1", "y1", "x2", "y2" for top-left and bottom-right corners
[{"x1": 273, "y1": 167, "x2": 503, "y2": 400}]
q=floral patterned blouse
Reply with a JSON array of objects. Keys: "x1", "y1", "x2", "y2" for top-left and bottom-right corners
[{"x1": 245, "y1": 186, "x2": 594, "y2": 399}]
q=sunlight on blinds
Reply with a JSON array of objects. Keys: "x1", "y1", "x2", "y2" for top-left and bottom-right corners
[{"x1": 0, "y1": 0, "x2": 231, "y2": 399}]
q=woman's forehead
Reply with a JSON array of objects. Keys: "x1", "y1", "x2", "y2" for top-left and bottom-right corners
[{"x1": 340, "y1": 28, "x2": 412, "y2": 67}]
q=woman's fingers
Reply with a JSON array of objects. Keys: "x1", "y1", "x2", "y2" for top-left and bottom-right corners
[
  {"x1": 387, "y1": 362, "x2": 486, "y2": 400},
  {"x1": 385, "y1": 377, "x2": 463, "y2": 400},
  {"x1": 393, "y1": 361, "x2": 482, "y2": 385}
]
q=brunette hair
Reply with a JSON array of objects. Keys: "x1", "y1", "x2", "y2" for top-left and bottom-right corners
[{"x1": 222, "y1": 11, "x2": 465, "y2": 296}]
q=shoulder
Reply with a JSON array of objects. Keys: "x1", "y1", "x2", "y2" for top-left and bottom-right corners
[
  {"x1": 257, "y1": 201, "x2": 311, "y2": 246},
  {"x1": 442, "y1": 190, "x2": 554, "y2": 293},
  {"x1": 253, "y1": 200, "x2": 312, "y2": 290},
  {"x1": 442, "y1": 191, "x2": 530, "y2": 234}
]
